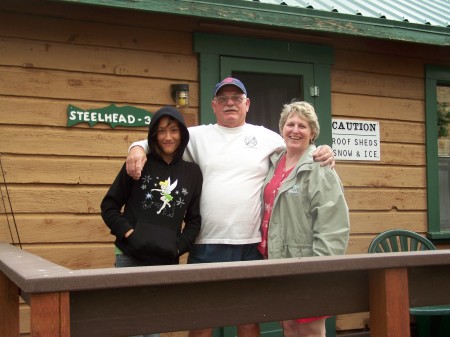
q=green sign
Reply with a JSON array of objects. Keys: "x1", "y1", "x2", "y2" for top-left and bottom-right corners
[{"x1": 67, "y1": 104, "x2": 152, "y2": 128}]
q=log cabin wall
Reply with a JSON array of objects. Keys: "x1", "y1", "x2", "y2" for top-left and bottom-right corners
[
  {"x1": 0, "y1": 1, "x2": 202, "y2": 270},
  {"x1": 0, "y1": 0, "x2": 449, "y2": 335}
]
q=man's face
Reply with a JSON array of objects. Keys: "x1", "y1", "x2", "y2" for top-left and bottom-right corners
[{"x1": 211, "y1": 86, "x2": 250, "y2": 128}]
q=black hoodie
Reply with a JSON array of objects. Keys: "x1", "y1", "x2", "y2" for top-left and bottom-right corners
[{"x1": 101, "y1": 106, "x2": 203, "y2": 265}]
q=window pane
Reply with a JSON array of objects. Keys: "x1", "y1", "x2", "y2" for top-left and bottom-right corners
[
  {"x1": 439, "y1": 157, "x2": 450, "y2": 230},
  {"x1": 233, "y1": 72, "x2": 303, "y2": 133},
  {"x1": 437, "y1": 86, "x2": 450, "y2": 156},
  {"x1": 437, "y1": 85, "x2": 450, "y2": 230}
]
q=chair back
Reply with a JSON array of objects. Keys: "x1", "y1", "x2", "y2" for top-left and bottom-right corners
[{"x1": 368, "y1": 229, "x2": 436, "y2": 253}]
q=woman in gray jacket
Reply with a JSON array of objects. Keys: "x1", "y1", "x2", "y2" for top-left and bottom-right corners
[{"x1": 257, "y1": 101, "x2": 350, "y2": 337}]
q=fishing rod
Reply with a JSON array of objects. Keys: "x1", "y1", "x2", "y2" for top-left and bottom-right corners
[{"x1": 0, "y1": 153, "x2": 22, "y2": 249}]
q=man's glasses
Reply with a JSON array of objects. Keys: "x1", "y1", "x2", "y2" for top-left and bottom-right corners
[{"x1": 214, "y1": 95, "x2": 246, "y2": 105}]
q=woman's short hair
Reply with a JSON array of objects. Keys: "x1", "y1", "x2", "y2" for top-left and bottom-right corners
[{"x1": 278, "y1": 101, "x2": 320, "y2": 142}]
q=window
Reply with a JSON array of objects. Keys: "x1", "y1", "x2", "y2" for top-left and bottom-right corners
[
  {"x1": 437, "y1": 85, "x2": 450, "y2": 231},
  {"x1": 425, "y1": 65, "x2": 450, "y2": 238}
]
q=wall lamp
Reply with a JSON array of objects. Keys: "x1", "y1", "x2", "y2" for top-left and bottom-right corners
[{"x1": 171, "y1": 84, "x2": 189, "y2": 108}]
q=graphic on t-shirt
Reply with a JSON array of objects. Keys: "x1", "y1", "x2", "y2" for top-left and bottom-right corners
[
  {"x1": 140, "y1": 174, "x2": 188, "y2": 216},
  {"x1": 244, "y1": 135, "x2": 258, "y2": 148},
  {"x1": 151, "y1": 177, "x2": 178, "y2": 214}
]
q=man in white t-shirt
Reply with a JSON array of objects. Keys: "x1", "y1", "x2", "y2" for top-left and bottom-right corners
[{"x1": 125, "y1": 77, "x2": 334, "y2": 337}]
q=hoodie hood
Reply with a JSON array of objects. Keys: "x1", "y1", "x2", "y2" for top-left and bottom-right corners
[{"x1": 147, "y1": 106, "x2": 189, "y2": 164}]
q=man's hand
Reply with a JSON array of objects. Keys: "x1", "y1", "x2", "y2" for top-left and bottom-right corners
[
  {"x1": 126, "y1": 146, "x2": 147, "y2": 180},
  {"x1": 313, "y1": 145, "x2": 335, "y2": 169}
]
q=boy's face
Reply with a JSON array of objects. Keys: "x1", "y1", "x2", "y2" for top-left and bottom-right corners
[{"x1": 157, "y1": 116, "x2": 181, "y2": 162}]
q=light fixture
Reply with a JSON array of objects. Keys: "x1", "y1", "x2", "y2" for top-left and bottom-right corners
[{"x1": 171, "y1": 84, "x2": 189, "y2": 108}]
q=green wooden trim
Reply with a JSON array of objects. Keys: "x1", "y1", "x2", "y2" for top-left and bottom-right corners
[
  {"x1": 198, "y1": 53, "x2": 220, "y2": 125},
  {"x1": 55, "y1": 0, "x2": 450, "y2": 46},
  {"x1": 427, "y1": 232, "x2": 450, "y2": 240},
  {"x1": 219, "y1": 57, "x2": 314, "y2": 77},
  {"x1": 425, "y1": 64, "x2": 450, "y2": 237},
  {"x1": 313, "y1": 64, "x2": 332, "y2": 147},
  {"x1": 425, "y1": 76, "x2": 440, "y2": 235},
  {"x1": 194, "y1": 33, "x2": 333, "y2": 64},
  {"x1": 426, "y1": 65, "x2": 450, "y2": 81}
]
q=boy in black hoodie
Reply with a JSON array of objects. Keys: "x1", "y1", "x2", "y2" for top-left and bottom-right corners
[{"x1": 101, "y1": 106, "x2": 202, "y2": 267}]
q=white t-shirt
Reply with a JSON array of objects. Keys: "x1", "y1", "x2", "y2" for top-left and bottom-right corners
[{"x1": 133, "y1": 123, "x2": 285, "y2": 244}]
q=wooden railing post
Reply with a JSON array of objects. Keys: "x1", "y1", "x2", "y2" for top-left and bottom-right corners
[
  {"x1": 0, "y1": 271, "x2": 19, "y2": 337},
  {"x1": 369, "y1": 268, "x2": 410, "y2": 337},
  {"x1": 30, "y1": 292, "x2": 70, "y2": 337}
]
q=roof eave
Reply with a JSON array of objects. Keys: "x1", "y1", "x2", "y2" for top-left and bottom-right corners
[{"x1": 57, "y1": 0, "x2": 450, "y2": 46}]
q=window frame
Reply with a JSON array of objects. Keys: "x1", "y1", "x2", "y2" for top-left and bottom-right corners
[{"x1": 425, "y1": 65, "x2": 450, "y2": 239}]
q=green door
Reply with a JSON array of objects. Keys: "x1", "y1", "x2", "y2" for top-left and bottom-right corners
[{"x1": 220, "y1": 56, "x2": 315, "y2": 134}]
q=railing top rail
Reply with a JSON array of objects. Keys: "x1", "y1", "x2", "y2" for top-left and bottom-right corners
[
  {"x1": 1, "y1": 242, "x2": 449, "y2": 294},
  {"x1": 2, "y1": 242, "x2": 450, "y2": 336}
]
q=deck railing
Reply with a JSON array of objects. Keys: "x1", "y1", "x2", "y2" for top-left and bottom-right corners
[{"x1": 1, "y1": 242, "x2": 450, "y2": 337}]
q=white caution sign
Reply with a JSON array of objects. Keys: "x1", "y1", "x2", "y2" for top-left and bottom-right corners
[{"x1": 332, "y1": 119, "x2": 380, "y2": 161}]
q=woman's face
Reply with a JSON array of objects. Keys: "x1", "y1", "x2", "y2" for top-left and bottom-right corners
[{"x1": 282, "y1": 113, "x2": 314, "y2": 154}]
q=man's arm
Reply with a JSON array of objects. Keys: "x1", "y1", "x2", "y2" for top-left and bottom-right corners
[
  {"x1": 312, "y1": 145, "x2": 335, "y2": 169},
  {"x1": 126, "y1": 140, "x2": 149, "y2": 180}
]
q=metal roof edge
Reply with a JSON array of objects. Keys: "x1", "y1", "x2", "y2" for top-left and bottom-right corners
[{"x1": 55, "y1": 0, "x2": 450, "y2": 46}]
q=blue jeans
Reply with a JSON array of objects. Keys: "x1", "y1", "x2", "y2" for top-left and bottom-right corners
[
  {"x1": 115, "y1": 253, "x2": 161, "y2": 337},
  {"x1": 187, "y1": 243, "x2": 263, "y2": 263},
  {"x1": 115, "y1": 253, "x2": 155, "y2": 267}
]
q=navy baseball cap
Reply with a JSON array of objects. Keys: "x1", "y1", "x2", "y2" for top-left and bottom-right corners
[{"x1": 213, "y1": 77, "x2": 247, "y2": 96}]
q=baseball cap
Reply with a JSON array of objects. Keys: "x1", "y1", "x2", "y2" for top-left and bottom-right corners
[{"x1": 213, "y1": 77, "x2": 247, "y2": 96}]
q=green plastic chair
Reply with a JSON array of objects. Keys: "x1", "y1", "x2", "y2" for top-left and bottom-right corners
[
  {"x1": 368, "y1": 229, "x2": 449, "y2": 337},
  {"x1": 367, "y1": 229, "x2": 436, "y2": 253}
]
